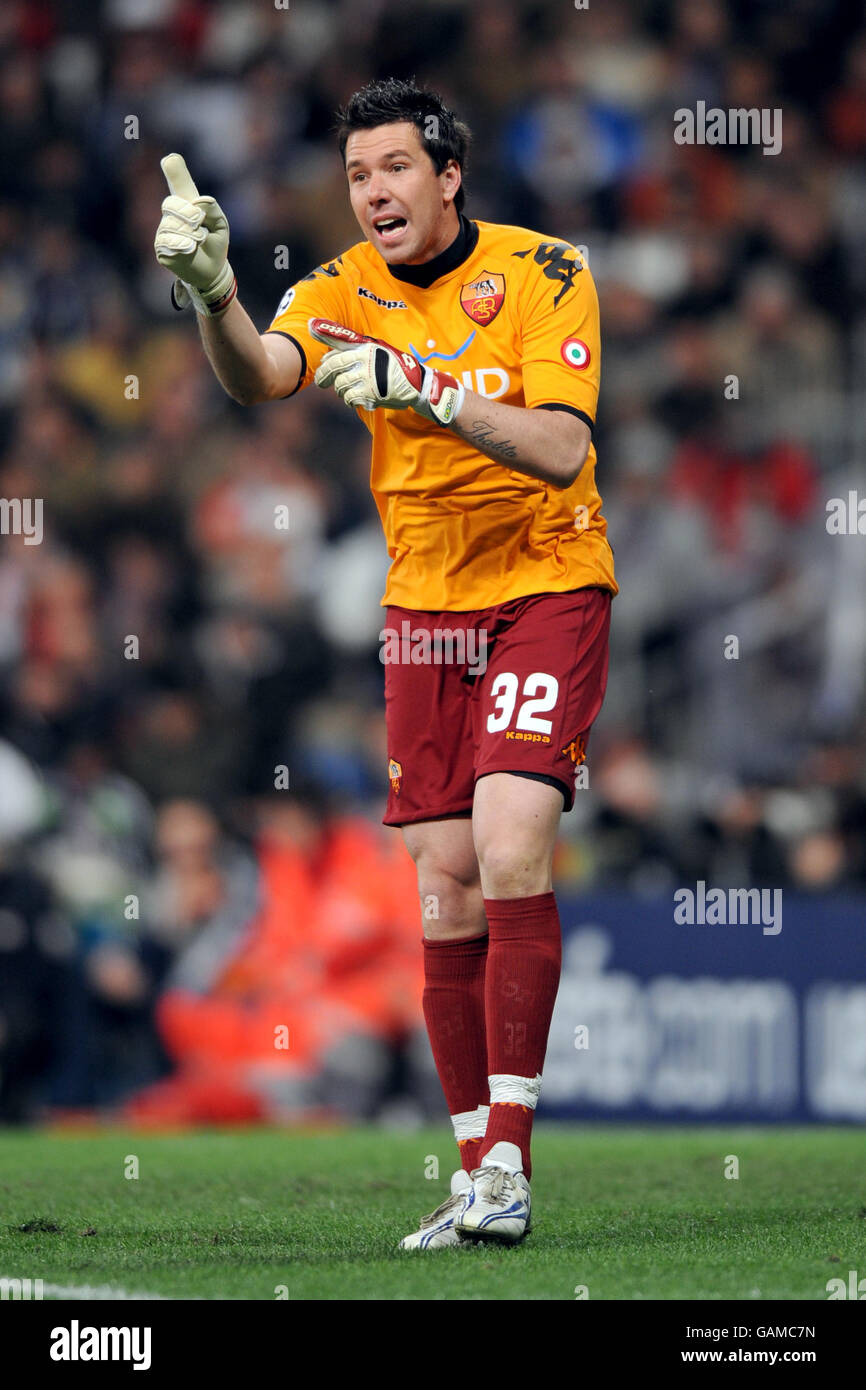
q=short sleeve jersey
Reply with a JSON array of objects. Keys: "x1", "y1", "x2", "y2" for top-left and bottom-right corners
[{"x1": 266, "y1": 218, "x2": 617, "y2": 612}]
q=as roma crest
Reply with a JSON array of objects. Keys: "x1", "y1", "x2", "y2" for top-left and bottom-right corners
[
  {"x1": 388, "y1": 758, "x2": 403, "y2": 795},
  {"x1": 460, "y1": 272, "x2": 505, "y2": 326}
]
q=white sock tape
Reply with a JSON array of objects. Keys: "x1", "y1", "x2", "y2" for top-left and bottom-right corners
[
  {"x1": 451, "y1": 1105, "x2": 490, "y2": 1141},
  {"x1": 488, "y1": 1073, "x2": 543, "y2": 1109}
]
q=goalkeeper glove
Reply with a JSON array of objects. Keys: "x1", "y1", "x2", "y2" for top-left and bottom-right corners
[
  {"x1": 310, "y1": 319, "x2": 465, "y2": 427},
  {"x1": 154, "y1": 154, "x2": 237, "y2": 316}
]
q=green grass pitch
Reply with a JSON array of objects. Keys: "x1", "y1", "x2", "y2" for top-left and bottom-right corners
[{"x1": 0, "y1": 1126, "x2": 863, "y2": 1300}]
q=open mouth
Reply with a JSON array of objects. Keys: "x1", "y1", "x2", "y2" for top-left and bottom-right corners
[{"x1": 372, "y1": 216, "x2": 408, "y2": 244}]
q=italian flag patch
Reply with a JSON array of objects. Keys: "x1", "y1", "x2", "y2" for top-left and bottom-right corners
[{"x1": 560, "y1": 337, "x2": 591, "y2": 370}]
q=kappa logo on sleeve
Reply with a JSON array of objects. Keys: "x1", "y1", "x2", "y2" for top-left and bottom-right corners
[
  {"x1": 300, "y1": 257, "x2": 344, "y2": 283},
  {"x1": 460, "y1": 271, "x2": 505, "y2": 325},
  {"x1": 512, "y1": 241, "x2": 582, "y2": 308}
]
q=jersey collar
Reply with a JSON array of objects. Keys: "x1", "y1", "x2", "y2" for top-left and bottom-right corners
[{"x1": 386, "y1": 214, "x2": 479, "y2": 289}]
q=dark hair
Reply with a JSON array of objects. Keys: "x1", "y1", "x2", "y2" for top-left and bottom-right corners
[{"x1": 335, "y1": 78, "x2": 471, "y2": 214}]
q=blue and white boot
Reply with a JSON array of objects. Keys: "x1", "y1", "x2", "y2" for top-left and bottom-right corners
[
  {"x1": 398, "y1": 1169, "x2": 473, "y2": 1250},
  {"x1": 455, "y1": 1142, "x2": 531, "y2": 1244}
]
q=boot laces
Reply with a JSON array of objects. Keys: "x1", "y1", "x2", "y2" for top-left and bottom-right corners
[
  {"x1": 470, "y1": 1165, "x2": 515, "y2": 1205},
  {"x1": 419, "y1": 1190, "x2": 465, "y2": 1229}
]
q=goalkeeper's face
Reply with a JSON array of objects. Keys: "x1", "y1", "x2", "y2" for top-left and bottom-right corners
[{"x1": 345, "y1": 122, "x2": 461, "y2": 266}]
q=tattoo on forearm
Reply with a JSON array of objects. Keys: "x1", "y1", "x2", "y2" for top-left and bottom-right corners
[{"x1": 464, "y1": 419, "x2": 519, "y2": 461}]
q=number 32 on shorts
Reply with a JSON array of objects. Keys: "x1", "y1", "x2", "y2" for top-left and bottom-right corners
[{"x1": 486, "y1": 672, "x2": 559, "y2": 735}]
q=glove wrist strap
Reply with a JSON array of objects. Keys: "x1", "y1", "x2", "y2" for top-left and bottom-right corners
[
  {"x1": 418, "y1": 368, "x2": 465, "y2": 427},
  {"x1": 174, "y1": 264, "x2": 237, "y2": 316}
]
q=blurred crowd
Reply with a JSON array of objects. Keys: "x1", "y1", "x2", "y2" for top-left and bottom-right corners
[{"x1": 1, "y1": 0, "x2": 865, "y2": 1120}]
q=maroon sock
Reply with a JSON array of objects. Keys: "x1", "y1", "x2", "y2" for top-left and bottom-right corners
[
  {"x1": 457, "y1": 1137, "x2": 484, "y2": 1173},
  {"x1": 481, "y1": 892, "x2": 562, "y2": 1180},
  {"x1": 422, "y1": 932, "x2": 489, "y2": 1170}
]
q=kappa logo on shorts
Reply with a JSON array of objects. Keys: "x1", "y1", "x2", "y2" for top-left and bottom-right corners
[
  {"x1": 561, "y1": 733, "x2": 587, "y2": 765},
  {"x1": 460, "y1": 272, "x2": 505, "y2": 326},
  {"x1": 388, "y1": 758, "x2": 403, "y2": 795}
]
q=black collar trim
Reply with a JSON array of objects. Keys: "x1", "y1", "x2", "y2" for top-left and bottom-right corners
[{"x1": 387, "y1": 215, "x2": 479, "y2": 288}]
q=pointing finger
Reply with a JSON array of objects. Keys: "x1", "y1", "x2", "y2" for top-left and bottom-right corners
[{"x1": 160, "y1": 153, "x2": 199, "y2": 201}]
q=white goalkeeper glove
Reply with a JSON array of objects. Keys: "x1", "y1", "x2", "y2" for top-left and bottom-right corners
[
  {"x1": 310, "y1": 319, "x2": 465, "y2": 427},
  {"x1": 154, "y1": 154, "x2": 237, "y2": 316}
]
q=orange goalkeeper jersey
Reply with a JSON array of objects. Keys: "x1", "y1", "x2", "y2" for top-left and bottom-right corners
[{"x1": 266, "y1": 216, "x2": 617, "y2": 612}]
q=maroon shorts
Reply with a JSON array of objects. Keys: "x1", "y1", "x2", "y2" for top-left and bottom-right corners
[{"x1": 382, "y1": 586, "x2": 612, "y2": 826}]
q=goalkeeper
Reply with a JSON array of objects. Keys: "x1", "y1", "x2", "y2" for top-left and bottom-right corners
[{"x1": 154, "y1": 78, "x2": 616, "y2": 1250}]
